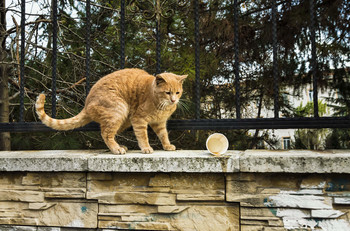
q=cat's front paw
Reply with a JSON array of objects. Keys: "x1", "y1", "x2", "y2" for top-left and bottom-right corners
[
  {"x1": 111, "y1": 147, "x2": 127, "y2": 155},
  {"x1": 142, "y1": 147, "x2": 154, "y2": 154},
  {"x1": 120, "y1": 145, "x2": 128, "y2": 152},
  {"x1": 163, "y1": 144, "x2": 176, "y2": 151}
]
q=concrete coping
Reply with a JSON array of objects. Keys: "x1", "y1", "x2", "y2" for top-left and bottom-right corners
[{"x1": 0, "y1": 149, "x2": 349, "y2": 173}]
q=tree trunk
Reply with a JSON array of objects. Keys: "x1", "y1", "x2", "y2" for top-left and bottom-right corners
[
  {"x1": 250, "y1": 89, "x2": 264, "y2": 149},
  {"x1": 0, "y1": 0, "x2": 11, "y2": 150}
]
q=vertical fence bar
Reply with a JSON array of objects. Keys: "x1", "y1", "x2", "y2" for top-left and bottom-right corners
[
  {"x1": 272, "y1": 0, "x2": 279, "y2": 118},
  {"x1": 194, "y1": 0, "x2": 200, "y2": 119},
  {"x1": 156, "y1": 19, "x2": 161, "y2": 74},
  {"x1": 233, "y1": 0, "x2": 240, "y2": 119},
  {"x1": 19, "y1": 0, "x2": 25, "y2": 122},
  {"x1": 120, "y1": 0, "x2": 125, "y2": 69},
  {"x1": 309, "y1": 0, "x2": 319, "y2": 117},
  {"x1": 85, "y1": 0, "x2": 91, "y2": 95},
  {"x1": 51, "y1": 0, "x2": 58, "y2": 118},
  {"x1": 155, "y1": 0, "x2": 162, "y2": 74}
]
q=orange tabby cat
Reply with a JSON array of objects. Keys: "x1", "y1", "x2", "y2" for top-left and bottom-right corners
[{"x1": 35, "y1": 68, "x2": 187, "y2": 154}]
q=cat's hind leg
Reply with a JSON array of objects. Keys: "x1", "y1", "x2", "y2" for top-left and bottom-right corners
[
  {"x1": 86, "y1": 102, "x2": 129, "y2": 155},
  {"x1": 101, "y1": 122, "x2": 127, "y2": 154}
]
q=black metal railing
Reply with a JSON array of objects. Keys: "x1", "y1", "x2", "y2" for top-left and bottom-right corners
[{"x1": 1, "y1": 0, "x2": 349, "y2": 133}]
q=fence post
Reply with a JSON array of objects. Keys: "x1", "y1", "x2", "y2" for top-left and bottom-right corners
[
  {"x1": 234, "y1": 0, "x2": 240, "y2": 119},
  {"x1": 19, "y1": 0, "x2": 25, "y2": 121},
  {"x1": 51, "y1": 0, "x2": 58, "y2": 118},
  {"x1": 310, "y1": 0, "x2": 319, "y2": 117},
  {"x1": 272, "y1": 0, "x2": 279, "y2": 118},
  {"x1": 194, "y1": 0, "x2": 200, "y2": 119},
  {"x1": 120, "y1": 0, "x2": 125, "y2": 69},
  {"x1": 0, "y1": 0, "x2": 10, "y2": 150},
  {"x1": 85, "y1": 0, "x2": 91, "y2": 95}
]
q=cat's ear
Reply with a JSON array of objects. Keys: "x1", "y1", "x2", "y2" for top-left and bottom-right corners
[
  {"x1": 156, "y1": 74, "x2": 167, "y2": 86},
  {"x1": 178, "y1": 75, "x2": 188, "y2": 84}
]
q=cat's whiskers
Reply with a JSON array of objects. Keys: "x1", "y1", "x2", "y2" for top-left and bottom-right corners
[
  {"x1": 157, "y1": 101, "x2": 167, "y2": 111},
  {"x1": 177, "y1": 99, "x2": 191, "y2": 116},
  {"x1": 157, "y1": 102, "x2": 162, "y2": 110}
]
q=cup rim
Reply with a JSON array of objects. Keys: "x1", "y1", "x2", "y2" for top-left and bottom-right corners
[{"x1": 206, "y1": 133, "x2": 229, "y2": 155}]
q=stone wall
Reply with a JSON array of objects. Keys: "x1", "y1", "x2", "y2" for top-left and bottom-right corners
[
  {"x1": 0, "y1": 150, "x2": 350, "y2": 230},
  {"x1": 0, "y1": 172, "x2": 239, "y2": 230},
  {"x1": 227, "y1": 173, "x2": 350, "y2": 231}
]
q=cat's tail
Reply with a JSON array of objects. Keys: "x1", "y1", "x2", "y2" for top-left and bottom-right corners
[{"x1": 35, "y1": 94, "x2": 92, "y2": 130}]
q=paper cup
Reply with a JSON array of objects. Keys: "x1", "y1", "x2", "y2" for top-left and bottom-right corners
[{"x1": 206, "y1": 133, "x2": 229, "y2": 155}]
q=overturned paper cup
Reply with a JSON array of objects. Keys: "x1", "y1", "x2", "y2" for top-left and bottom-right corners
[{"x1": 206, "y1": 133, "x2": 229, "y2": 155}]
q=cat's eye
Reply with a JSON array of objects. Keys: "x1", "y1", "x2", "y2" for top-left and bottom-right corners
[
  {"x1": 176, "y1": 92, "x2": 180, "y2": 94},
  {"x1": 166, "y1": 92, "x2": 171, "y2": 95}
]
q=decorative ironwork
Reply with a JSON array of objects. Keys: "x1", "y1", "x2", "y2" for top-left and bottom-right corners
[
  {"x1": 1, "y1": 0, "x2": 349, "y2": 134},
  {"x1": 127, "y1": 0, "x2": 190, "y2": 74},
  {"x1": 128, "y1": 0, "x2": 189, "y2": 21}
]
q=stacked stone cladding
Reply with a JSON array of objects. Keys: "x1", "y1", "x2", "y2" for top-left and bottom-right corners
[{"x1": 0, "y1": 150, "x2": 349, "y2": 230}]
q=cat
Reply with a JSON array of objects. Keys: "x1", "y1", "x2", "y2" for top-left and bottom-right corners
[{"x1": 35, "y1": 68, "x2": 187, "y2": 154}]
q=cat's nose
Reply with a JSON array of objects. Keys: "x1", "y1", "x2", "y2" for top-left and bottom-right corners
[{"x1": 171, "y1": 98, "x2": 176, "y2": 103}]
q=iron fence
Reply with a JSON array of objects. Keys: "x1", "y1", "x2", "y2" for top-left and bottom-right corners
[{"x1": 0, "y1": 0, "x2": 349, "y2": 133}]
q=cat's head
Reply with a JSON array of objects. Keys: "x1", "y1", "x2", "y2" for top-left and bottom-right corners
[{"x1": 154, "y1": 72, "x2": 187, "y2": 107}]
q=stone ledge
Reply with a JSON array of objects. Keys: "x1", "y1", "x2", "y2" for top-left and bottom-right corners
[
  {"x1": 0, "y1": 149, "x2": 349, "y2": 173},
  {"x1": 240, "y1": 150, "x2": 350, "y2": 173},
  {"x1": 0, "y1": 150, "x2": 241, "y2": 173}
]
